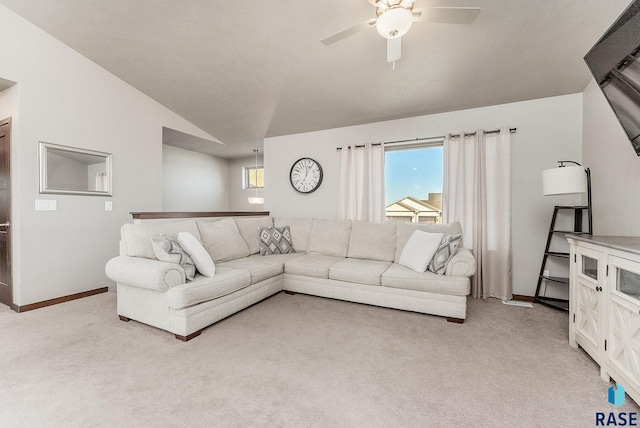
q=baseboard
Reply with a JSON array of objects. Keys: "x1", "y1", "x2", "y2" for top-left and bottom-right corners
[
  {"x1": 12, "y1": 287, "x2": 108, "y2": 313},
  {"x1": 511, "y1": 294, "x2": 535, "y2": 302}
]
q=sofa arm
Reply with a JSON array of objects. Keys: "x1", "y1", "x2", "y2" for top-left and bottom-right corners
[
  {"x1": 105, "y1": 256, "x2": 185, "y2": 291},
  {"x1": 445, "y1": 248, "x2": 476, "y2": 277}
]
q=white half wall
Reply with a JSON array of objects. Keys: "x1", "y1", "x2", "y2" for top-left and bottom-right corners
[
  {"x1": 583, "y1": 79, "x2": 640, "y2": 236},
  {"x1": 0, "y1": 5, "x2": 219, "y2": 305},
  {"x1": 228, "y1": 155, "x2": 265, "y2": 212},
  {"x1": 162, "y1": 145, "x2": 230, "y2": 212},
  {"x1": 264, "y1": 94, "x2": 584, "y2": 297}
]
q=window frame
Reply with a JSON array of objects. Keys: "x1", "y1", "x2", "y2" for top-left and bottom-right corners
[{"x1": 384, "y1": 139, "x2": 444, "y2": 223}]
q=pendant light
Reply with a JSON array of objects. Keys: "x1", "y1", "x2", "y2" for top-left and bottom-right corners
[{"x1": 248, "y1": 149, "x2": 264, "y2": 205}]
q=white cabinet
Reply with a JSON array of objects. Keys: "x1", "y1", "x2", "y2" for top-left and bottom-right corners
[{"x1": 568, "y1": 236, "x2": 640, "y2": 405}]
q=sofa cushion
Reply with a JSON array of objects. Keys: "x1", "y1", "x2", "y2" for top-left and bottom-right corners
[
  {"x1": 427, "y1": 234, "x2": 463, "y2": 274},
  {"x1": 274, "y1": 217, "x2": 314, "y2": 252},
  {"x1": 329, "y1": 258, "x2": 391, "y2": 286},
  {"x1": 178, "y1": 232, "x2": 216, "y2": 277},
  {"x1": 394, "y1": 221, "x2": 463, "y2": 263},
  {"x1": 121, "y1": 220, "x2": 201, "y2": 259},
  {"x1": 306, "y1": 219, "x2": 352, "y2": 257},
  {"x1": 398, "y1": 231, "x2": 443, "y2": 273},
  {"x1": 218, "y1": 256, "x2": 283, "y2": 284},
  {"x1": 381, "y1": 263, "x2": 470, "y2": 296},
  {"x1": 260, "y1": 253, "x2": 306, "y2": 264},
  {"x1": 259, "y1": 226, "x2": 294, "y2": 255},
  {"x1": 151, "y1": 234, "x2": 197, "y2": 281},
  {"x1": 167, "y1": 267, "x2": 251, "y2": 309},
  {"x1": 235, "y1": 217, "x2": 274, "y2": 255},
  {"x1": 284, "y1": 254, "x2": 346, "y2": 279},
  {"x1": 197, "y1": 219, "x2": 251, "y2": 263},
  {"x1": 347, "y1": 221, "x2": 397, "y2": 262}
]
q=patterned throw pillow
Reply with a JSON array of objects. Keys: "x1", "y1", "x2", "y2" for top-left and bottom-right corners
[
  {"x1": 427, "y1": 234, "x2": 463, "y2": 275},
  {"x1": 259, "y1": 226, "x2": 294, "y2": 255},
  {"x1": 151, "y1": 234, "x2": 197, "y2": 281}
]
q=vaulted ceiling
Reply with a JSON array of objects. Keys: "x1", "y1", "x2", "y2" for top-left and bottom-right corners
[{"x1": 0, "y1": 0, "x2": 633, "y2": 157}]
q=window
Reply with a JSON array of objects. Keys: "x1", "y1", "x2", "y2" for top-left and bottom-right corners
[
  {"x1": 244, "y1": 166, "x2": 264, "y2": 189},
  {"x1": 385, "y1": 143, "x2": 443, "y2": 223}
]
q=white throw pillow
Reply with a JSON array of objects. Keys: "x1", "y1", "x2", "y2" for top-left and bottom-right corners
[
  {"x1": 398, "y1": 230, "x2": 444, "y2": 273},
  {"x1": 178, "y1": 232, "x2": 216, "y2": 277}
]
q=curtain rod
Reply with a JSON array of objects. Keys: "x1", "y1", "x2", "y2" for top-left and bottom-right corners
[{"x1": 336, "y1": 127, "x2": 517, "y2": 151}]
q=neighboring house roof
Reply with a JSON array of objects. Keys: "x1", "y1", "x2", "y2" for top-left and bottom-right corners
[
  {"x1": 397, "y1": 196, "x2": 440, "y2": 213},
  {"x1": 386, "y1": 201, "x2": 417, "y2": 212},
  {"x1": 386, "y1": 197, "x2": 440, "y2": 217}
]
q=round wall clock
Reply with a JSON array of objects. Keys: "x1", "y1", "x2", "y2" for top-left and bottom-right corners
[{"x1": 289, "y1": 157, "x2": 323, "y2": 194}]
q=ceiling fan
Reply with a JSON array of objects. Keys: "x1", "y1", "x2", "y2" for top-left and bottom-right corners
[{"x1": 321, "y1": 0, "x2": 481, "y2": 67}]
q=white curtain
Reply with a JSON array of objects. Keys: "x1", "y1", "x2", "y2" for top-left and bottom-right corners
[
  {"x1": 336, "y1": 142, "x2": 385, "y2": 222},
  {"x1": 443, "y1": 128, "x2": 512, "y2": 300}
]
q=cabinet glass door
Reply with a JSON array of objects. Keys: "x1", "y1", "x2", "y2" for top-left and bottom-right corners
[
  {"x1": 575, "y1": 246, "x2": 603, "y2": 353},
  {"x1": 617, "y1": 268, "x2": 640, "y2": 299},
  {"x1": 582, "y1": 255, "x2": 598, "y2": 280}
]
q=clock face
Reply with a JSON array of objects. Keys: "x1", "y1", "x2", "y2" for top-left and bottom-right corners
[{"x1": 290, "y1": 158, "x2": 323, "y2": 194}]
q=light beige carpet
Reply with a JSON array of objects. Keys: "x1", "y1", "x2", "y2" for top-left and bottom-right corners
[{"x1": 0, "y1": 292, "x2": 637, "y2": 427}]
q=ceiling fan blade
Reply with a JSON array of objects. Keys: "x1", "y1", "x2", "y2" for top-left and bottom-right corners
[
  {"x1": 321, "y1": 18, "x2": 377, "y2": 45},
  {"x1": 414, "y1": 7, "x2": 481, "y2": 25},
  {"x1": 387, "y1": 37, "x2": 401, "y2": 63}
]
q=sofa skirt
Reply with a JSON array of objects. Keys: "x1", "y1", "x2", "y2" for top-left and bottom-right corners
[{"x1": 283, "y1": 273, "x2": 467, "y2": 319}]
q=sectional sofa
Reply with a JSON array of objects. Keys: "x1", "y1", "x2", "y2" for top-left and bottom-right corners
[{"x1": 105, "y1": 216, "x2": 476, "y2": 341}]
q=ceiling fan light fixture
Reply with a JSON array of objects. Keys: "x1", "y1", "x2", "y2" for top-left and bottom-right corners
[{"x1": 376, "y1": 7, "x2": 413, "y2": 39}]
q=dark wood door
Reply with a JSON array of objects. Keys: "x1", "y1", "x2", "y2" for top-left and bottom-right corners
[{"x1": 0, "y1": 118, "x2": 11, "y2": 308}]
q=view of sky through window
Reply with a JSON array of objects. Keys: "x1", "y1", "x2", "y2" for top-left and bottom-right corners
[{"x1": 385, "y1": 146, "x2": 443, "y2": 206}]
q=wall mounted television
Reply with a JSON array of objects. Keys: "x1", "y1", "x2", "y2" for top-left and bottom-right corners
[{"x1": 584, "y1": 0, "x2": 640, "y2": 156}]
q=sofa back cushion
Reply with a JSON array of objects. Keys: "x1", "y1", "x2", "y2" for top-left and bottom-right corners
[
  {"x1": 274, "y1": 217, "x2": 314, "y2": 252},
  {"x1": 306, "y1": 219, "x2": 352, "y2": 258},
  {"x1": 394, "y1": 221, "x2": 463, "y2": 263},
  {"x1": 197, "y1": 219, "x2": 251, "y2": 262},
  {"x1": 234, "y1": 217, "x2": 274, "y2": 254},
  {"x1": 347, "y1": 220, "x2": 397, "y2": 262},
  {"x1": 121, "y1": 220, "x2": 201, "y2": 259}
]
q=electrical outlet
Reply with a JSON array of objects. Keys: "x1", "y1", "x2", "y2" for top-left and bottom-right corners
[
  {"x1": 543, "y1": 270, "x2": 550, "y2": 278},
  {"x1": 35, "y1": 199, "x2": 57, "y2": 211},
  {"x1": 105, "y1": 201, "x2": 113, "y2": 211}
]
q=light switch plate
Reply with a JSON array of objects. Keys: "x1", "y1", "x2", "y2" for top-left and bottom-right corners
[
  {"x1": 35, "y1": 199, "x2": 57, "y2": 211},
  {"x1": 105, "y1": 201, "x2": 113, "y2": 211}
]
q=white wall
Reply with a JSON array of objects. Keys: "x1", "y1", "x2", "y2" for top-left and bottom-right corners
[
  {"x1": 264, "y1": 94, "x2": 584, "y2": 297},
  {"x1": 228, "y1": 155, "x2": 265, "y2": 212},
  {"x1": 0, "y1": 6, "x2": 219, "y2": 305},
  {"x1": 583, "y1": 79, "x2": 640, "y2": 236},
  {"x1": 162, "y1": 145, "x2": 230, "y2": 211}
]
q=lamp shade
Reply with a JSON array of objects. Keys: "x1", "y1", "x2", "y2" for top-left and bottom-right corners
[
  {"x1": 542, "y1": 165, "x2": 586, "y2": 195},
  {"x1": 376, "y1": 7, "x2": 413, "y2": 39}
]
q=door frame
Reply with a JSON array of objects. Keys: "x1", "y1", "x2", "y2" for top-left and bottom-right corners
[{"x1": 0, "y1": 117, "x2": 12, "y2": 309}]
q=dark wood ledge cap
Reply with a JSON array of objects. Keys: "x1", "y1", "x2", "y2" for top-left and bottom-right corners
[{"x1": 130, "y1": 211, "x2": 270, "y2": 220}]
